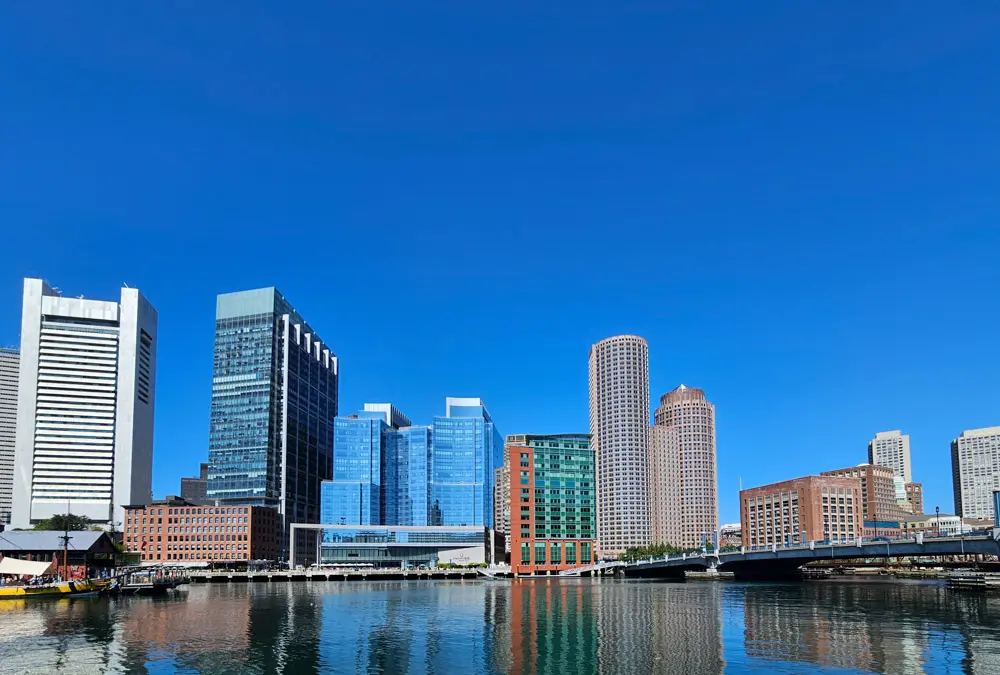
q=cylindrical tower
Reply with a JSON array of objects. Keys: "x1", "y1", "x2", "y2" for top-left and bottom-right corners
[
  {"x1": 588, "y1": 335, "x2": 650, "y2": 556},
  {"x1": 654, "y1": 385, "x2": 718, "y2": 549}
]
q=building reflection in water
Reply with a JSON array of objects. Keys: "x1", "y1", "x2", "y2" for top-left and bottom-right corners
[{"x1": 740, "y1": 580, "x2": 1000, "y2": 674}]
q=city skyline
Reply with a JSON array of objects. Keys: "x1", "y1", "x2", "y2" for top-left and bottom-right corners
[{"x1": 0, "y1": 278, "x2": 995, "y2": 526}]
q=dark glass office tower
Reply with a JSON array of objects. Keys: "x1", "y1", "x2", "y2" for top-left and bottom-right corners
[{"x1": 207, "y1": 287, "x2": 338, "y2": 563}]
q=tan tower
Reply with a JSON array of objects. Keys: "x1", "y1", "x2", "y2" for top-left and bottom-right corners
[
  {"x1": 589, "y1": 335, "x2": 650, "y2": 556},
  {"x1": 653, "y1": 385, "x2": 718, "y2": 549},
  {"x1": 648, "y1": 425, "x2": 682, "y2": 547}
]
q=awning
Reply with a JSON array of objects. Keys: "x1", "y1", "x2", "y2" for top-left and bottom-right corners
[{"x1": 0, "y1": 557, "x2": 55, "y2": 576}]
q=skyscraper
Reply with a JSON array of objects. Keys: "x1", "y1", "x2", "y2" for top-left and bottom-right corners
[
  {"x1": 647, "y1": 424, "x2": 682, "y2": 547},
  {"x1": 868, "y1": 430, "x2": 912, "y2": 483},
  {"x1": 951, "y1": 426, "x2": 1000, "y2": 520},
  {"x1": 394, "y1": 425, "x2": 432, "y2": 526},
  {"x1": 322, "y1": 403, "x2": 410, "y2": 527},
  {"x1": 206, "y1": 287, "x2": 338, "y2": 562},
  {"x1": 429, "y1": 397, "x2": 502, "y2": 528},
  {"x1": 11, "y1": 278, "x2": 157, "y2": 528},
  {"x1": 589, "y1": 335, "x2": 650, "y2": 555},
  {"x1": 0, "y1": 347, "x2": 20, "y2": 524},
  {"x1": 653, "y1": 385, "x2": 718, "y2": 549}
]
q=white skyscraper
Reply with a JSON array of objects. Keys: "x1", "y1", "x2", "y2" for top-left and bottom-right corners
[
  {"x1": 951, "y1": 426, "x2": 1000, "y2": 520},
  {"x1": 0, "y1": 347, "x2": 19, "y2": 524},
  {"x1": 11, "y1": 278, "x2": 157, "y2": 528},
  {"x1": 589, "y1": 334, "x2": 650, "y2": 556},
  {"x1": 868, "y1": 430, "x2": 912, "y2": 483}
]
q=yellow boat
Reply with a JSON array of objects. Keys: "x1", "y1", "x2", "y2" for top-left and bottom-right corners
[{"x1": 0, "y1": 579, "x2": 108, "y2": 600}]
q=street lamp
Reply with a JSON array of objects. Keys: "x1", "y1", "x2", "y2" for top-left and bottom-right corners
[{"x1": 935, "y1": 506, "x2": 940, "y2": 537}]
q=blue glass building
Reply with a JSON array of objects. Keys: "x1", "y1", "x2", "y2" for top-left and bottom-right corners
[
  {"x1": 394, "y1": 426, "x2": 432, "y2": 526},
  {"x1": 430, "y1": 398, "x2": 503, "y2": 528},
  {"x1": 322, "y1": 404, "x2": 411, "y2": 528},
  {"x1": 206, "y1": 287, "x2": 338, "y2": 562}
]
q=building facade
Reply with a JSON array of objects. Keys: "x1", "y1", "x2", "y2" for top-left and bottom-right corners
[
  {"x1": 0, "y1": 347, "x2": 18, "y2": 524},
  {"x1": 494, "y1": 462, "x2": 510, "y2": 554},
  {"x1": 653, "y1": 385, "x2": 718, "y2": 550},
  {"x1": 206, "y1": 287, "x2": 338, "y2": 563},
  {"x1": 900, "y1": 513, "x2": 965, "y2": 537},
  {"x1": 124, "y1": 496, "x2": 281, "y2": 563},
  {"x1": 951, "y1": 427, "x2": 1000, "y2": 520},
  {"x1": 647, "y1": 425, "x2": 682, "y2": 547},
  {"x1": 429, "y1": 398, "x2": 503, "y2": 528},
  {"x1": 821, "y1": 464, "x2": 908, "y2": 524},
  {"x1": 508, "y1": 434, "x2": 595, "y2": 575},
  {"x1": 319, "y1": 525, "x2": 487, "y2": 568},
  {"x1": 325, "y1": 411, "x2": 392, "y2": 526},
  {"x1": 180, "y1": 463, "x2": 208, "y2": 503},
  {"x1": 393, "y1": 425, "x2": 432, "y2": 526},
  {"x1": 11, "y1": 279, "x2": 157, "y2": 528},
  {"x1": 588, "y1": 335, "x2": 650, "y2": 556},
  {"x1": 740, "y1": 475, "x2": 862, "y2": 548},
  {"x1": 868, "y1": 430, "x2": 912, "y2": 483},
  {"x1": 905, "y1": 482, "x2": 923, "y2": 515}
]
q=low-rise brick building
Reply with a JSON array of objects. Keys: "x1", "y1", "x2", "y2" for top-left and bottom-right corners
[
  {"x1": 740, "y1": 475, "x2": 863, "y2": 548},
  {"x1": 124, "y1": 496, "x2": 281, "y2": 564}
]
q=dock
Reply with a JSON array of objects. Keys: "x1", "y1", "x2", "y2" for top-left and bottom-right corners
[{"x1": 947, "y1": 572, "x2": 1000, "y2": 592}]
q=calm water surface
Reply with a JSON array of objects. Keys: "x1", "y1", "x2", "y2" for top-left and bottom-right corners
[{"x1": 0, "y1": 578, "x2": 998, "y2": 674}]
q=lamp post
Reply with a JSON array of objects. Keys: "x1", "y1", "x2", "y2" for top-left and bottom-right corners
[{"x1": 935, "y1": 506, "x2": 940, "y2": 537}]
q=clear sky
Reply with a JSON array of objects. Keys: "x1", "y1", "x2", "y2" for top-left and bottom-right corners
[{"x1": 2, "y1": 2, "x2": 998, "y2": 524}]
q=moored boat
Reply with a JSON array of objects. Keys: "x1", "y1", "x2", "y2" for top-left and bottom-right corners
[{"x1": 0, "y1": 579, "x2": 108, "y2": 600}]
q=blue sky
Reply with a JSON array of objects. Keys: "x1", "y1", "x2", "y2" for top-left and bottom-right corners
[{"x1": 1, "y1": 2, "x2": 998, "y2": 523}]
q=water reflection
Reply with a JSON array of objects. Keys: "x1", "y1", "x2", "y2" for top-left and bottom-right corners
[{"x1": 0, "y1": 579, "x2": 998, "y2": 673}]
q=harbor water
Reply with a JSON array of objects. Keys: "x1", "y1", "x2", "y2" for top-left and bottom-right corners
[{"x1": 0, "y1": 578, "x2": 998, "y2": 674}]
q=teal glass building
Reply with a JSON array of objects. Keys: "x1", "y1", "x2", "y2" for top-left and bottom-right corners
[{"x1": 206, "y1": 287, "x2": 338, "y2": 562}]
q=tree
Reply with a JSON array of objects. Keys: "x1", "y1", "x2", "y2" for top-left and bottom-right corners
[{"x1": 33, "y1": 514, "x2": 92, "y2": 531}]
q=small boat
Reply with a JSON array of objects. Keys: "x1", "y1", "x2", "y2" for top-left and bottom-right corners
[{"x1": 0, "y1": 579, "x2": 108, "y2": 601}]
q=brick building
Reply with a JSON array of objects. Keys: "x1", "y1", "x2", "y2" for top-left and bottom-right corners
[
  {"x1": 821, "y1": 464, "x2": 909, "y2": 524},
  {"x1": 740, "y1": 475, "x2": 862, "y2": 548},
  {"x1": 508, "y1": 434, "x2": 595, "y2": 575},
  {"x1": 905, "y1": 482, "x2": 923, "y2": 514},
  {"x1": 124, "y1": 496, "x2": 281, "y2": 563}
]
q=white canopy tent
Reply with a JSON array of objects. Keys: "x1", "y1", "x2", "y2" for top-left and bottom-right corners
[{"x1": 0, "y1": 557, "x2": 55, "y2": 576}]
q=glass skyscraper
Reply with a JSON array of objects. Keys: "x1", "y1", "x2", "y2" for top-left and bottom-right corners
[
  {"x1": 207, "y1": 287, "x2": 338, "y2": 563},
  {"x1": 322, "y1": 403, "x2": 412, "y2": 530},
  {"x1": 394, "y1": 426, "x2": 432, "y2": 526},
  {"x1": 430, "y1": 398, "x2": 503, "y2": 528}
]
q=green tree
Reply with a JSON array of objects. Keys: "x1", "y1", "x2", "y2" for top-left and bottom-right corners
[{"x1": 33, "y1": 514, "x2": 92, "y2": 531}]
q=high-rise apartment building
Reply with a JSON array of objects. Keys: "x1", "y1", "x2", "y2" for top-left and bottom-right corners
[
  {"x1": 821, "y1": 464, "x2": 908, "y2": 524},
  {"x1": 740, "y1": 475, "x2": 862, "y2": 547},
  {"x1": 180, "y1": 463, "x2": 209, "y2": 503},
  {"x1": 951, "y1": 427, "x2": 1000, "y2": 520},
  {"x1": 11, "y1": 279, "x2": 157, "y2": 529},
  {"x1": 868, "y1": 430, "x2": 912, "y2": 483},
  {"x1": 653, "y1": 385, "x2": 718, "y2": 550},
  {"x1": 589, "y1": 335, "x2": 650, "y2": 556},
  {"x1": 206, "y1": 287, "x2": 338, "y2": 562},
  {"x1": 647, "y1": 425, "x2": 682, "y2": 547},
  {"x1": 0, "y1": 348, "x2": 19, "y2": 524},
  {"x1": 507, "y1": 434, "x2": 595, "y2": 574},
  {"x1": 429, "y1": 398, "x2": 503, "y2": 528},
  {"x1": 494, "y1": 462, "x2": 510, "y2": 553}
]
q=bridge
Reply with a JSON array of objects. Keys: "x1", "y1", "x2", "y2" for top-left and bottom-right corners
[{"x1": 564, "y1": 530, "x2": 1000, "y2": 580}]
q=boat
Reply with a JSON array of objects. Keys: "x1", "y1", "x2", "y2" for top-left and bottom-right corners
[{"x1": 0, "y1": 579, "x2": 109, "y2": 601}]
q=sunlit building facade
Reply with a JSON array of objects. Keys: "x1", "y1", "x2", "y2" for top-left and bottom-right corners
[
  {"x1": 653, "y1": 385, "x2": 718, "y2": 549},
  {"x1": 0, "y1": 347, "x2": 18, "y2": 524},
  {"x1": 206, "y1": 287, "x2": 338, "y2": 562},
  {"x1": 589, "y1": 335, "x2": 650, "y2": 556},
  {"x1": 868, "y1": 430, "x2": 912, "y2": 483},
  {"x1": 508, "y1": 433, "x2": 595, "y2": 574},
  {"x1": 951, "y1": 426, "x2": 1000, "y2": 520},
  {"x1": 429, "y1": 398, "x2": 503, "y2": 528}
]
